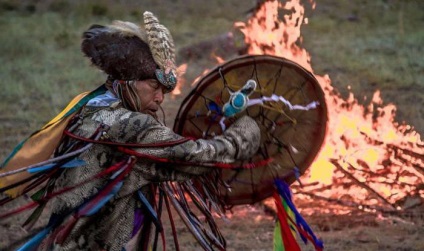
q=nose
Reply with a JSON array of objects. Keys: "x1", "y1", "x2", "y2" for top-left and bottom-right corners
[{"x1": 154, "y1": 89, "x2": 164, "y2": 104}]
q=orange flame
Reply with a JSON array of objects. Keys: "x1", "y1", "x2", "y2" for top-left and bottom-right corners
[
  {"x1": 171, "y1": 63, "x2": 188, "y2": 97},
  {"x1": 211, "y1": 51, "x2": 226, "y2": 64},
  {"x1": 171, "y1": 52, "x2": 226, "y2": 98},
  {"x1": 237, "y1": 0, "x2": 423, "y2": 213}
]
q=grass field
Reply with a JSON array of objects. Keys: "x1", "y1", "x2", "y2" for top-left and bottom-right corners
[
  {"x1": 0, "y1": 0, "x2": 422, "y2": 148},
  {"x1": 0, "y1": 0, "x2": 423, "y2": 250}
]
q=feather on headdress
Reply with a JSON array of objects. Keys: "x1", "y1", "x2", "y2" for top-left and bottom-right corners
[
  {"x1": 144, "y1": 11, "x2": 177, "y2": 90},
  {"x1": 81, "y1": 11, "x2": 177, "y2": 91}
]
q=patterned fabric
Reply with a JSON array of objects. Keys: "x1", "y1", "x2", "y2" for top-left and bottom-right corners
[
  {"x1": 86, "y1": 90, "x2": 118, "y2": 107},
  {"x1": 41, "y1": 103, "x2": 260, "y2": 250}
]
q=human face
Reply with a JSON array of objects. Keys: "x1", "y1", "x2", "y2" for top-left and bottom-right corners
[{"x1": 134, "y1": 79, "x2": 165, "y2": 116}]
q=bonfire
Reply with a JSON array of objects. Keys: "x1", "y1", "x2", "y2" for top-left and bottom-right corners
[
  {"x1": 234, "y1": 0, "x2": 423, "y2": 216},
  {"x1": 174, "y1": 0, "x2": 423, "y2": 216}
]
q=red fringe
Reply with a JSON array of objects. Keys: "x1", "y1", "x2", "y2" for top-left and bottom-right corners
[
  {"x1": 64, "y1": 130, "x2": 190, "y2": 148},
  {"x1": 0, "y1": 160, "x2": 127, "y2": 219},
  {"x1": 273, "y1": 192, "x2": 301, "y2": 251},
  {"x1": 55, "y1": 215, "x2": 78, "y2": 245},
  {"x1": 78, "y1": 158, "x2": 136, "y2": 216},
  {"x1": 0, "y1": 201, "x2": 38, "y2": 219},
  {"x1": 118, "y1": 147, "x2": 273, "y2": 169}
]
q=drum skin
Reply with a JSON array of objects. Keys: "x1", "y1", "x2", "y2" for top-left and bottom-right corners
[{"x1": 173, "y1": 55, "x2": 328, "y2": 206}]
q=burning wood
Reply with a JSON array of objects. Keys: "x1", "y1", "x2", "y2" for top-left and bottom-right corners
[{"x1": 236, "y1": 0, "x2": 423, "y2": 215}]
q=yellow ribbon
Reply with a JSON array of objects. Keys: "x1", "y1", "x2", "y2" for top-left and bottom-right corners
[{"x1": 0, "y1": 92, "x2": 89, "y2": 198}]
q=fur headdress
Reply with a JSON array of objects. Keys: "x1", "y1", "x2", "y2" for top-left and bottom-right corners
[{"x1": 81, "y1": 11, "x2": 177, "y2": 92}]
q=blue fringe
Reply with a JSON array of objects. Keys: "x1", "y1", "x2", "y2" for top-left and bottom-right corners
[{"x1": 274, "y1": 178, "x2": 324, "y2": 249}]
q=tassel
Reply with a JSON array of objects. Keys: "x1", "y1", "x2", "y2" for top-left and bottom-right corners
[
  {"x1": 273, "y1": 178, "x2": 324, "y2": 251},
  {"x1": 273, "y1": 221, "x2": 284, "y2": 251},
  {"x1": 22, "y1": 203, "x2": 47, "y2": 229},
  {"x1": 16, "y1": 227, "x2": 52, "y2": 251},
  {"x1": 41, "y1": 159, "x2": 133, "y2": 246},
  {"x1": 27, "y1": 159, "x2": 85, "y2": 173},
  {"x1": 83, "y1": 181, "x2": 123, "y2": 216},
  {"x1": 273, "y1": 192, "x2": 301, "y2": 251},
  {"x1": 78, "y1": 157, "x2": 136, "y2": 217},
  {"x1": 137, "y1": 190, "x2": 162, "y2": 231},
  {"x1": 55, "y1": 215, "x2": 79, "y2": 245},
  {"x1": 0, "y1": 85, "x2": 106, "y2": 198}
]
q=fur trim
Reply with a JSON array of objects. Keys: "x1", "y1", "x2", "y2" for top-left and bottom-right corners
[{"x1": 81, "y1": 12, "x2": 177, "y2": 91}]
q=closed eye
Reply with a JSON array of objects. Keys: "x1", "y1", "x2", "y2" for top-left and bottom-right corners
[{"x1": 147, "y1": 80, "x2": 160, "y2": 90}]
